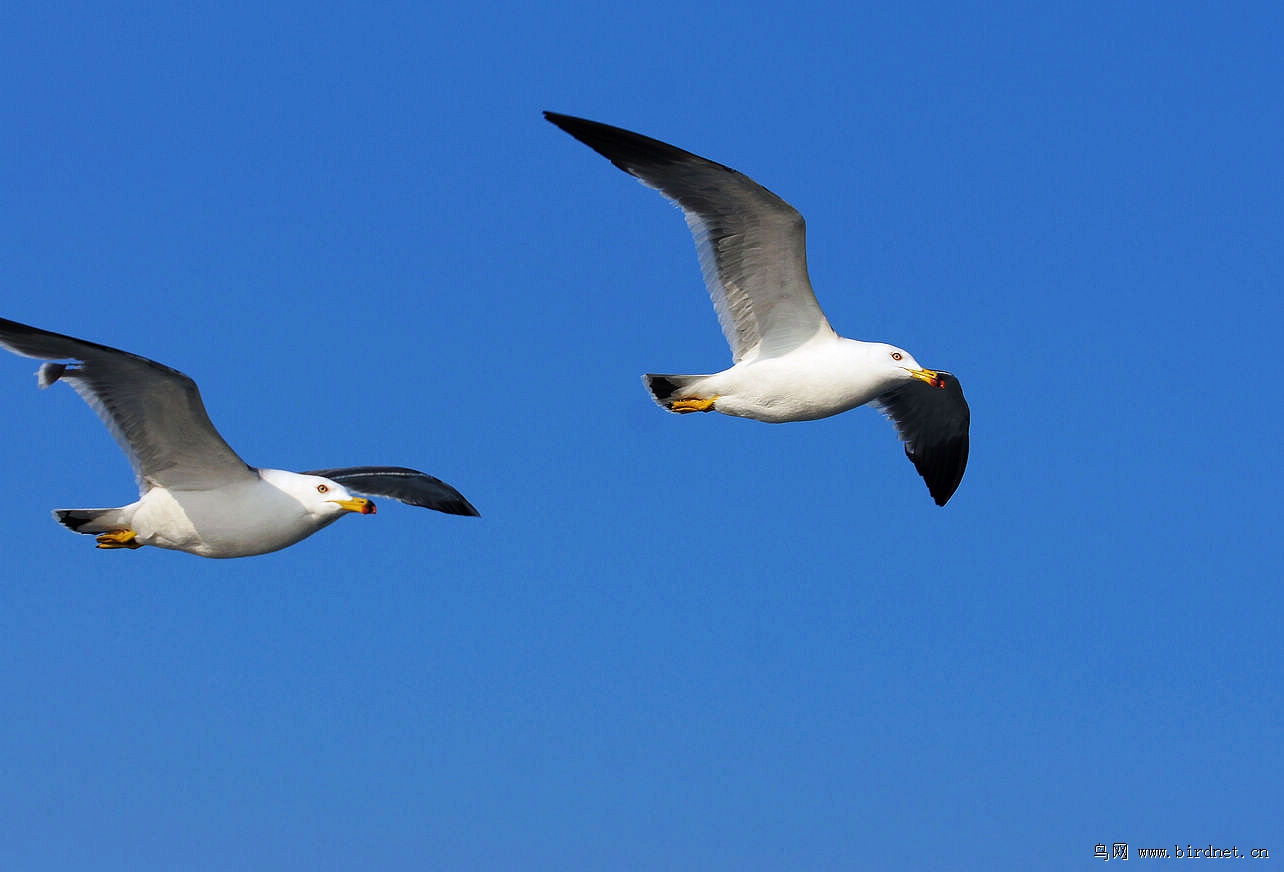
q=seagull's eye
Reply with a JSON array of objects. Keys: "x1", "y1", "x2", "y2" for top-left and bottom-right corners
[
  {"x1": 891, "y1": 352, "x2": 903, "y2": 361},
  {"x1": 316, "y1": 484, "x2": 329, "y2": 494}
]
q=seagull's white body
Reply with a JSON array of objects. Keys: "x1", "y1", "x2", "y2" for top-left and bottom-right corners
[
  {"x1": 670, "y1": 336, "x2": 929, "y2": 424},
  {"x1": 546, "y1": 112, "x2": 971, "y2": 505},
  {"x1": 0, "y1": 317, "x2": 478, "y2": 558},
  {"x1": 75, "y1": 469, "x2": 364, "y2": 558}
]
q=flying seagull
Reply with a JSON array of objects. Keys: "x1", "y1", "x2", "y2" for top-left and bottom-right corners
[
  {"x1": 0, "y1": 317, "x2": 479, "y2": 558},
  {"x1": 545, "y1": 111, "x2": 970, "y2": 506}
]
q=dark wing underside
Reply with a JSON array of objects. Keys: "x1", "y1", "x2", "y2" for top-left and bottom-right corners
[
  {"x1": 873, "y1": 374, "x2": 970, "y2": 506},
  {"x1": 303, "y1": 466, "x2": 480, "y2": 517}
]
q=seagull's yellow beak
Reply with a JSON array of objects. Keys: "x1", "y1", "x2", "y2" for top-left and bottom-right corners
[
  {"x1": 331, "y1": 497, "x2": 376, "y2": 515},
  {"x1": 905, "y1": 367, "x2": 941, "y2": 385}
]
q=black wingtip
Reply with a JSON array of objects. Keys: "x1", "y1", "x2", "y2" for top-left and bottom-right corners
[
  {"x1": 543, "y1": 111, "x2": 619, "y2": 147},
  {"x1": 543, "y1": 111, "x2": 707, "y2": 176},
  {"x1": 543, "y1": 110, "x2": 579, "y2": 128},
  {"x1": 410, "y1": 480, "x2": 480, "y2": 517},
  {"x1": 445, "y1": 496, "x2": 482, "y2": 518},
  {"x1": 916, "y1": 440, "x2": 969, "y2": 506}
]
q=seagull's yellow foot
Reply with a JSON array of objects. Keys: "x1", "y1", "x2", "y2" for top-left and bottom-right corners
[
  {"x1": 95, "y1": 529, "x2": 143, "y2": 550},
  {"x1": 670, "y1": 396, "x2": 718, "y2": 413}
]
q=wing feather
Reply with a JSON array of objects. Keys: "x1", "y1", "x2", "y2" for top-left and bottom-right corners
[
  {"x1": 0, "y1": 317, "x2": 254, "y2": 492},
  {"x1": 303, "y1": 466, "x2": 480, "y2": 517},
  {"x1": 546, "y1": 112, "x2": 835, "y2": 362},
  {"x1": 873, "y1": 374, "x2": 970, "y2": 506}
]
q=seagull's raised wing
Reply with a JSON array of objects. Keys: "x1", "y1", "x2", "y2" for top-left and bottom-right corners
[
  {"x1": 303, "y1": 466, "x2": 480, "y2": 517},
  {"x1": 545, "y1": 112, "x2": 835, "y2": 363},
  {"x1": 873, "y1": 373, "x2": 970, "y2": 506},
  {"x1": 0, "y1": 317, "x2": 254, "y2": 492}
]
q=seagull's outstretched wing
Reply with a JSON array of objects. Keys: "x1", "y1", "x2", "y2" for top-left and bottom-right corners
[
  {"x1": 545, "y1": 112, "x2": 835, "y2": 363},
  {"x1": 0, "y1": 317, "x2": 254, "y2": 492},
  {"x1": 303, "y1": 466, "x2": 480, "y2": 517},
  {"x1": 873, "y1": 373, "x2": 970, "y2": 506}
]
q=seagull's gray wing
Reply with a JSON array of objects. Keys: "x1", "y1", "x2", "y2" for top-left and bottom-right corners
[
  {"x1": 0, "y1": 317, "x2": 254, "y2": 492},
  {"x1": 545, "y1": 112, "x2": 835, "y2": 363},
  {"x1": 303, "y1": 466, "x2": 480, "y2": 517},
  {"x1": 873, "y1": 373, "x2": 970, "y2": 506}
]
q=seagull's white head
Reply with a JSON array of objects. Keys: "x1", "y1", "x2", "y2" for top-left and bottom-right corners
[
  {"x1": 872, "y1": 343, "x2": 946, "y2": 389},
  {"x1": 262, "y1": 469, "x2": 377, "y2": 519}
]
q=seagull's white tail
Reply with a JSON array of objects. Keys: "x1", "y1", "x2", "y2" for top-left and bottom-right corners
[
  {"x1": 643, "y1": 373, "x2": 709, "y2": 411},
  {"x1": 53, "y1": 508, "x2": 129, "y2": 535}
]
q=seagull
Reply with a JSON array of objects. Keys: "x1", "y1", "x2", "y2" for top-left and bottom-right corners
[
  {"x1": 0, "y1": 317, "x2": 479, "y2": 558},
  {"x1": 545, "y1": 112, "x2": 970, "y2": 506}
]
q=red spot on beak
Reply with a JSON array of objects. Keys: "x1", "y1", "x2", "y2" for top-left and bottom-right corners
[{"x1": 364, "y1": 500, "x2": 377, "y2": 515}]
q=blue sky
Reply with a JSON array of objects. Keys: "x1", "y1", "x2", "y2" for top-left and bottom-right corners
[{"x1": 1, "y1": 1, "x2": 1281, "y2": 869}]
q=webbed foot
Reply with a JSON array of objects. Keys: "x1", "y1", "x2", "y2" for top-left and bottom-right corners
[
  {"x1": 670, "y1": 396, "x2": 718, "y2": 413},
  {"x1": 95, "y1": 529, "x2": 143, "y2": 550}
]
